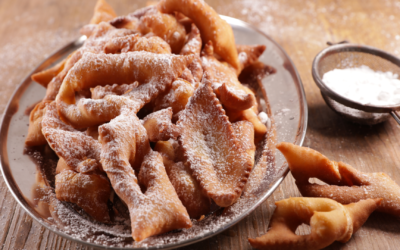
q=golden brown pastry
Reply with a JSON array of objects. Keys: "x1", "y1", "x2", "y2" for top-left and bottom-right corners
[
  {"x1": 25, "y1": 100, "x2": 51, "y2": 146},
  {"x1": 153, "y1": 78, "x2": 194, "y2": 117},
  {"x1": 56, "y1": 52, "x2": 194, "y2": 128},
  {"x1": 55, "y1": 170, "x2": 111, "y2": 223},
  {"x1": 248, "y1": 197, "x2": 381, "y2": 250},
  {"x1": 41, "y1": 102, "x2": 103, "y2": 172},
  {"x1": 236, "y1": 44, "x2": 266, "y2": 74},
  {"x1": 155, "y1": 141, "x2": 211, "y2": 219},
  {"x1": 158, "y1": 0, "x2": 240, "y2": 70},
  {"x1": 232, "y1": 121, "x2": 256, "y2": 167},
  {"x1": 45, "y1": 22, "x2": 135, "y2": 101},
  {"x1": 31, "y1": 57, "x2": 68, "y2": 88},
  {"x1": 202, "y1": 41, "x2": 256, "y2": 111},
  {"x1": 138, "y1": 10, "x2": 186, "y2": 53},
  {"x1": 178, "y1": 80, "x2": 253, "y2": 207},
  {"x1": 277, "y1": 142, "x2": 400, "y2": 216},
  {"x1": 99, "y1": 110, "x2": 191, "y2": 241},
  {"x1": 142, "y1": 108, "x2": 180, "y2": 142}
]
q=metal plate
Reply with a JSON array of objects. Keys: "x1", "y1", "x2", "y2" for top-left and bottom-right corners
[{"x1": 0, "y1": 16, "x2": 307, "y2": 249}]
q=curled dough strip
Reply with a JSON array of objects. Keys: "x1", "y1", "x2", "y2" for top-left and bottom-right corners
[
  {"x1": 41, "y1": 102, "x2": 102, "y2": 171},
  {"x1": 99, "y1": 111, "x2": 191, "y2": 241},
  {"x1": 248, "y1": 197, "x2": 381, "y2": 250},
  {"x1": 142, "y1": 108, "x2": 180, "y2": 142},
  {"x1": 277, "y1": 142, "x2": 400, "y2": 216},
  {"x1": 56, "y1": 51, "x2": 194, "y2": 128},
  {"x1": 158, "y1": 0, "x2": 240, "y2": 70},
  {"x1": 31, "y1": 57, "x2": 68, "y2": 88},
  {"x1": 138, "y1": 11, "x2": 186, "y2": 54},
  {"x1": 178, "y1": 80, "x2": 253, "y2": 207},
  {"x1": 45, "y1": 23, "x2": 135, "y2": 101},
  {"x1": 202, "y1": 42, "x2": 256, "y2": 111},
  {"x1": 26, "y1": 23, "x2": 135, "y2": 146}
]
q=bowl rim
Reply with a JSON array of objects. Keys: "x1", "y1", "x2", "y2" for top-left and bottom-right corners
[
  {"x1": 312, "y1": 43, "x2": 400, "y2": 113},
  {"x1": 0, "y1": 15, "x2": 307, "y2": 250}
]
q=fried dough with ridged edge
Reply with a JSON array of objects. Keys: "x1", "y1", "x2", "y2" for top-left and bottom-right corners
[
  {"x1": 178, "y1": 80, "x2": 253, "y2": 207},
  {"x1": 155, "y1": 141, "x2": 211, "y2": 219}
]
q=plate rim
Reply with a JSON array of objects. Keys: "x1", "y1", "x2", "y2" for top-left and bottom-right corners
[{"x1": 0, "y1": 15, "x2": 307, "y2": 250}]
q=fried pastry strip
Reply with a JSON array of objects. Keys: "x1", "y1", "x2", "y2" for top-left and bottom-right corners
[
  {"x1": 158, "y1": 0, "x2": 240, "y2": 70},
  {"x1": 56, "y1": 52, "x2": 194, "y2": 128},
  {"x1": 153, "y1": 78, "x2": 194, "y2": 118},
  {"x1": 180, "y1": 24, "x2": 202, "y2": 56},
  {"x1": 236, "y1": 44, "x2": 266, "y2": 74},
  {"x1": 142, "y1": 108, "x2": 180, "y2": 142},
  {"x1": 31, "y1": 57, "x2": 68, "y2": 88},
  {"x1": 180, "y1": 23, "x2": 203, "y2": 86},
  {"x1": 202, "y1": 42, "x2": 256, "y2": 111},
  {"x1": 243, "y1": 116, "x2": 276, "y2": 195},
  {"x1": 155, "y1": 141, "x2": 211, "y2": 219},
  {"x1": 56, "y1": 158, "x2": 74, "y2": 174},
  {"x1": 99, "y1": 111, "x2": 191, "y2": 241},
  {"x1": 178, "y1": 80, "x2": 253, "y2": 207},
  {"x1": 31, "y1": 0, "x2": 118, "y2": 88},
  {"x1": 55, "y1": 170, "x2": 111, "y2": 223},
  {"x1": 41, "y1": 102, "x2": 102, "y2": 172},
  {"x1": 46, "y1": 23, "x2": 135, "y2": 101},
  {"x1": 232, "y1": 121, "x2": 256, "y2": 167},
  {"x1": 41, "y1": 103, "x2": 111, "y2": 222},
  {"x1": 225, "y1": 105, "x2": 267, "y2": 142},
  {"x1": 248, "y1": 197, "x2": 381, "y2": 250},
  {"x1": 277, "y1": 142, "x2": 400, "y2": 216},
  {"x1": 238, "y1": 60, "x2": 276, "y2": 86},
  {"x1": 138, "y1": 11, "x2": 186, "y2": 53},
  {"x1": 25, "y1": 100, "x2": 51, "y2": 146},
  {"x1": 90, "y1": 0, "x2": 117, "y2": 24}
]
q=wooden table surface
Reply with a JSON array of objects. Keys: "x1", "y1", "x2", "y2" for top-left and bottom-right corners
[{"x1": 1, "y1": 0, "x2": 400, "y2": 249}]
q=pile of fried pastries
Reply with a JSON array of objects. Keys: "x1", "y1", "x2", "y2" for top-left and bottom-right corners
[
  {"x1": 25, "y1": 0, "x2": 275, "y2": 242},
  {"x1": 249, "y1": 142, "x2": 400, "y2": 250}
]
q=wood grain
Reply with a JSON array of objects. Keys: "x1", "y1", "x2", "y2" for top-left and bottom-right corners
[{"x1": 1, "y1": 0, "x2": 400, "y2": 249}]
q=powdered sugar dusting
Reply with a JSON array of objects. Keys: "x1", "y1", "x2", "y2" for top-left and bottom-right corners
[{"x1": 178, "y1": 80, "x2": 253, "y2": 207}]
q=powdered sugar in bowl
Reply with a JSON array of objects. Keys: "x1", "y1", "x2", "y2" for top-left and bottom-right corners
[{"x1": 312, "y1": 43, "x2": 400, "y2": 125}]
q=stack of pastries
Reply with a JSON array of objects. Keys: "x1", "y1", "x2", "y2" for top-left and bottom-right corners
[{"x1": 26, "y1": 0, "x2": 275, "y2": 241}]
